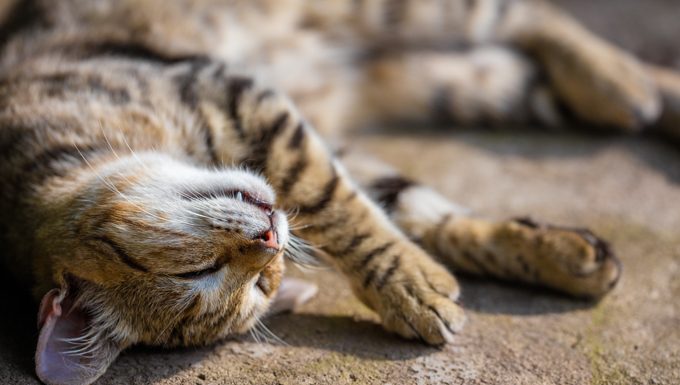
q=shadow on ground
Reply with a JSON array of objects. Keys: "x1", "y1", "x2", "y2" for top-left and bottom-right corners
[
  {"x1": 455, "y1": 276, "x2": 596, "y2": 316},
  {"x1": 0, "y1": 267, "x2": 595, "y2": 383},
  {"x1": 369, "y1": 125, "x2": 680, "y2": 183},
  {"x1": 264, "y1": 314, "x2": 436, "y2": 360},
  {"x1": 0, "y1": 271, "x2": 38, "y2": 382}
]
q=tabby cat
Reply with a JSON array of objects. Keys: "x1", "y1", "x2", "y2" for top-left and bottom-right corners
[{"x1": 1, "y1": 1, "x2": 679, "y2": 384}]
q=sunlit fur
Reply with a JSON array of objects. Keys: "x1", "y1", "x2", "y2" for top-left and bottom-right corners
[
  {"x1": 2, "y1": 0, "x2": 679, "y2": 383},
  {"x1": 37, "y1": 152, "x2": 287, "y2": 347}
]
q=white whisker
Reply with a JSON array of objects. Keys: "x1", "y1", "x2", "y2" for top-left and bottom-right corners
[
  {"x1": 285, "y1": 235, "x2": 325, "y2": 269},
  {"x1": 255, "y1": 318, "x2": 288, "y2": 346}
]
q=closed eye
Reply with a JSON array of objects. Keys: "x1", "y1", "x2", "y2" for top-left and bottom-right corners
[
  {"x1": 180, "y1": 189, "x2": 273, "y2": 214},
  {"x1": 174, "y1": 264, "x2": 221, "y2": 279},
  {"x1": 91, "y1": 236, "x2": 150, "y2": 273}
]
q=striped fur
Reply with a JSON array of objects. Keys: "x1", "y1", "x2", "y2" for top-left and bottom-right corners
[{"x1": 0, "y1": 0, "x2": 678, "y2": 383}]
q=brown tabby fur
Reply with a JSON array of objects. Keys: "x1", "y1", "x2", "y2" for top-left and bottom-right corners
[{"x1": 1, "y1": 0, "x2": 679, "y2": 384}]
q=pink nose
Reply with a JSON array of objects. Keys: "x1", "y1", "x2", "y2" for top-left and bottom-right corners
[{"x1": 257, "y1": 229, "x2": 279, "y2": 250}]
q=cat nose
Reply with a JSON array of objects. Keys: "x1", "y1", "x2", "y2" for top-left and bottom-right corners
[{"x1": 254, "y1": 228, "x2": 279, "y2": 250}]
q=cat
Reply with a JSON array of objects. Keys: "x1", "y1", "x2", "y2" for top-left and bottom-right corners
[{"x1": 1, "y1": 1, "x2": 679, "y2": 384}]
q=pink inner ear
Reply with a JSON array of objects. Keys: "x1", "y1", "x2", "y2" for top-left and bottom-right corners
[
  {"x1": 35, "y1": 287, "x2": 120, "y2": 385},
  {"x1": 38, "y1": 289, "x2": 62, "y2": 328}
]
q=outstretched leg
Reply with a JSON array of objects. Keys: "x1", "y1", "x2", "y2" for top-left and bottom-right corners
[
  {"x1": 341, "y1": 152, "x2": 621, "y2": 298},
  {"x1": 303, "y1": 0, "x2": 660, "y2": 130},
  {"x1": 350, "y1": 46, "x2": 563, "y2": 129},
  {"x1": 176, "y1": 61, "x2": 465, "y2": 344}
]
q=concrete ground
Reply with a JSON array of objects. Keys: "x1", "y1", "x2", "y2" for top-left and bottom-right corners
[{"x1": 1, "y1": 1, "x2": 679, "y2": 384}]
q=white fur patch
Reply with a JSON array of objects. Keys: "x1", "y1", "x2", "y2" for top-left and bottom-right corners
[{"x1": 392, "y1": 186, "x2": 471, "y2": 239}]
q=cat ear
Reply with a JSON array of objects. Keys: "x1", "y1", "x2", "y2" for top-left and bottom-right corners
[
  {"x1": 268, "y1": 277, "x2": 318, "y2": 315},
  {"x1": 35, "y1": 285, "x2": 121, "y2": 385}
]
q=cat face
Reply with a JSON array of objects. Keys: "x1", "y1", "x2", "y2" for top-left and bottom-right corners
[{"x1": 36, "y1": 154, "x2": 288, "y2": 383}]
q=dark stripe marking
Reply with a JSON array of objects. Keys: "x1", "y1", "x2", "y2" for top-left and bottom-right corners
[
  {"x1": 370, "y1": 176, "x2": 416, "y2": 212},
  {"x1": 256, "y1": 89, "x2": 275, "y2": 104},
  {"x1": 363, "y1": 268, "x2": 377, "y2": 289},
  {"x1": 332, "y1": 232, "x2": 371, "y2": 257},
  {"x1": 261, "y1": 112, "x2": 290, "y2": 147},
  {"x1": 77, "y1": 41, "x2": 211, "y2": 65},
  {"x1": 187, "y1": 108, "x2": 221, "y2": 166},
  {"x1": 357, "y1": 241, "x2": 395, "y2": 269},
  {"x1": 0, "y1": 0, "x2": 46, "y2": 51},
  {"x1": 305, "y1": 211, "x2": 351, "y2": 234},
  {"x1": 376, "y1": 255, "x2": 401, "y2": 290},
  {"x1": 461, "y1": 251, "x2": 490, "y2": 275},
  {"x1": 198, "y1": 116, "x2": 220, "y2": 165},
  {"x1": 212, "y1": 63, "x2": 227, "y2": 81},
  {"x1": 0, "y1": 124, "x2": 102, "y2": 197},
  {"x1": 418, "y1": 267, "x2": 450, "y2": 299},
  {"x1": 17, "y1": 73, "x2": 132, "y2": 104},
  {"x1": 85, "y1": 76, "x2": 131, "y2": 104},
  {"x1": 288, "y1": 122, "x2": 306, "y2": 149},
  {"x1": 307, "y1": 209, "x2": 367, "y2": 235},
  {"x1": 279, "y1": 155, "x2": 308, "y2": 196},
  {"x1": 297, "y1": 170, "x2": 339, "y2": 214},
  {"x1": 175, "y1": 58, "x2": 212, "y2": 108},
  {"x1": 243, "y1": 112, "x2": 290, "y2": 171},
  {"x1": 513, "y1": 216, "x2": 540, "y2": 229},
  {"x1": 94, "y1": 236, "x2": 149, "y2": 273},
  {"x1": 516, "y1": 254, "x2": 531, "y2": 275},
  {"x1": 226, "y1": 76, "x2": 254, "y2": 139},
  {"x1": 484, "y1": 251, "x2": 499, "y2": 268},
  {"x1": 22, "y1": 143, "x2": 103, "y2": 177}
]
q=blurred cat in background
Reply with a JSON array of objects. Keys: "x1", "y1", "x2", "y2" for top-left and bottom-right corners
[{"x1": 1, "y1": 1, "x2": 679, "y2": 384}]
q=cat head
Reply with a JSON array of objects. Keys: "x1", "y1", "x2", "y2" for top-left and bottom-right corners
[{"x1": 34, "y1": 153, "x2": 297, "y2": 385}]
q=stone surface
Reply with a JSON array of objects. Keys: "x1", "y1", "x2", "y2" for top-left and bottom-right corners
[
  {"x1": 1, "y1": 1, "x2": 679, "y2": 384},
  {"x1": 3, "y1": 130, "x2": 678, "y2": 385}
]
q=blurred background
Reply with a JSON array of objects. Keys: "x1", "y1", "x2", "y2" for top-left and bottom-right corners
[
  {"x1": 552, "y1": 0, "x2": 680, "y2": 70},
  {"x1": 1, "y1": 1, "x2": 679, "y2": 384}
]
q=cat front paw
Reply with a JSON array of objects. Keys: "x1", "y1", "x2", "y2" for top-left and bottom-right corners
[{"x1": 359, "y1": 247, "x2": 466, "y2": 345}]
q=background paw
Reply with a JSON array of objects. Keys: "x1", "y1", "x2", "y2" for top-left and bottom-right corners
[
  {"x1": 543, "y1": 42, "x2": 660, "y2": 130},
  {"x1": 530, "y1": 3, "x2": 661, "y2": 130},
  {"x1": 511, "y1": 218, "x2": 622, "y2": 298}
]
